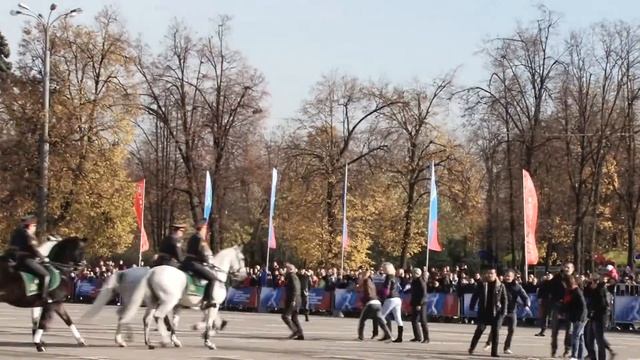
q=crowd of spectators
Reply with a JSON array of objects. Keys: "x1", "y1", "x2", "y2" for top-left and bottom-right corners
[{"x1": 236, "y1": 261, "x2": 640, "y2": 297}]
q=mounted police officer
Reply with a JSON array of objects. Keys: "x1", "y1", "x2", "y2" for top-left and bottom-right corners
[
  {"x1": 153, "y1": 223, "x2": 186, "y2": 267},
  {"x1": 182, "y1": 218, "x2": 217, "y2": 309},
  {"x1": 5, "y1": 215, "x2": 50, "y2": 302}
]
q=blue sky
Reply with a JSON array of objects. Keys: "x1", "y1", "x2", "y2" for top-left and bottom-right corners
[{"x1": 3, "y1": 1, "x2": 640, "y2": 128}]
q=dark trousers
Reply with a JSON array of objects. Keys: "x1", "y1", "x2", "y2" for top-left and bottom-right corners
[
  {"x1": 470, "y1": 317, "x2": 501, "y2": 356},
  {"x1": 182, "y1": 260, "x2": 216, "y2": 302},
  {"x1": 410, "y1": 305, "x2": 429, "y2": 341},
  {"x1": 585, "y1": 318, "x2": 607, "y2": 360},
  {"x1": 485, "y1": 312, "x2": 516, "y2": 350},
  {"x1": 358, "y1": 302, "x2": 391, "y2": 339},
  {"x1": 301, "y1": 294, "x2": 309, "y2": 314},
  {"x1": 282, "y1": 304, "x2": 303, "y2": 336},
  {"x1": 18, "y1": 258, "x2": 50, "y2": 298},
  {"x1": 539, "y1": 300, "x2": 551, "y2": 332},
  {"x1": 550, "y1": 305, "x2": 573, "y2": 354}
]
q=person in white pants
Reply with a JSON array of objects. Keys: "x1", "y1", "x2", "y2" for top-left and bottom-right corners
[{"x1": 379, "y1": 262, "x2": 404, "y2": 343}]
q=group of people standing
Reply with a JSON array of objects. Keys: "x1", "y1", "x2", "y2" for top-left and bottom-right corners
[
  {"x1": 467, "y1": 263, "x2": 615, "y2": 359},
  {"x1": 356, "y1": 262, "x2": 429, "y2": 343}
]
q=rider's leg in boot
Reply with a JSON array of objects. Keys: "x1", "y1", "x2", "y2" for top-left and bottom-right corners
[
  {"x1": 40, "y1": 274, "x2": 50, "y2": 303},
  {"x1": 201, "y1": 282, "x2": 213, "y2": 309}
]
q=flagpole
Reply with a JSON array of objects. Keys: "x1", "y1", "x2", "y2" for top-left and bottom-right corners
[
  {"x1": 138, "y1": 179, "x2": 145, "y2": 267},
  {"x1": 265, "y1": 169, "x2": 277, "y2": 273},
  {"x1": 522, "y1": 170, "x2": 528, "y2": 280},
  {"x1": 341, "y1": 162, "x2": 348, "y2": 276}
]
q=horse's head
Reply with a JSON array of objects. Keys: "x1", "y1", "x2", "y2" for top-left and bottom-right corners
[
  {"x1": 214, "y1": 245, "x2": 247, "y2": 283},
  {"x1": 48, "y1": 236, "x2": 89, "y2": 267}
]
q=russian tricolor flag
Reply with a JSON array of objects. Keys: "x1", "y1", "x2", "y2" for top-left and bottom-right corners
[{"x1": 427, "y1": 162, "x2": 442, "y2": 252}]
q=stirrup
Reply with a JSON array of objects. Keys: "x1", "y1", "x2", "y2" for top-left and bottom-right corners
[{"x1": 200, "y1": 301, "x2": 217, "y2": 310}]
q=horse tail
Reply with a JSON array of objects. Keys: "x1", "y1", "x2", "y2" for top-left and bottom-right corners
[
  {"x1": 118, "y1": 271, "x2": 150, "y2": 324},
  {"x1": 80, "y1": 272, "x2": 120, "y2": 321}
]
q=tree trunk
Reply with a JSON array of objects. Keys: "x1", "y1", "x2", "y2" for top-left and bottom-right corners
[{"x1": 399, "y1": 180, "x2": 416, "y2": 269}]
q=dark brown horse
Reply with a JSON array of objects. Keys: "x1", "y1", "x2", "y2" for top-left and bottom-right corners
[{"x1": 0, "y1": 236, "x2": 88, "y2": 352}]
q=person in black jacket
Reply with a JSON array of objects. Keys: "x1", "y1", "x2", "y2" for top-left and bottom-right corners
[
  {"x1": 379, "y1": 262, "x2": 404, "y2": 343},
  {"x1": 468, "y1": 267, "x2": 508, "y2": 358},
  {"x1": 153, "y1": 223, "x2": 186, "y2": 267},
  {"x1": 535, "y1": 272, "x2": 553, "y2": 336},
  {"x1": 484, "y1": 269, "x2": 530, "y2": 355},
  {"x1": 5, "y1": 215, "x2": 50, "y2": 302},
  {"x1": 299, "y1": 269, "x2": 311, "y2": 322},
  {"x1": 549, "y1": 262, "x2": 575, "y2": 358},
  {"x1": 563, "y1": 275, "x2": 587, "y2": 360},
  {"x1": 281, "y1": 263, "x2": 303, "y2": 340},
  {"x1": 181, "y1": 219, "x2": 217, "y2": 309},
  {"x1": 409, "y1": 268, "x2": 429, "y2": 343},
  {"x1": 584, "y1": 274, "x2": 616, "y2": 360}
]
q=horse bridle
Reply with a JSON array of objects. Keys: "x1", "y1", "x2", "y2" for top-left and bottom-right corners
[{"x1": 208, "y1": 247, "x2": 244, "y2": 282}]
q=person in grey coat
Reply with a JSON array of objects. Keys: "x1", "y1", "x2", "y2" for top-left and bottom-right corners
[{"x1": 281, "y1": 263, "x2": 304, "y2": 340}]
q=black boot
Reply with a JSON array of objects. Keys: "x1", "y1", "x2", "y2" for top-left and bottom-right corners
[
  {"x1": 378, "y1": 320, "x2": 392, "y2": 341},
  {"x1": 421, "y1": 323, "x2": 430, "y2": 343},
  {"x1": 40, "y1": 274, "x2": 51, "y2": 303},
  {"x1": 393, "y1": 325, "x2": 403, "y2": 343},
  {"x1": 371, "y1": 320, "x2": 378, "y2": 339}
]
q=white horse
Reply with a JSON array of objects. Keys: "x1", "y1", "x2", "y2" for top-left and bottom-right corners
[
  {"x1": 82, "y1": 261, "x2": 230, "y2": 346},
  {"x1": 29, "y1": 236, "x2": 86, "y2": 346},
  {"x1": 81, "y1": 266, "x2": 154, "y2": 347},
  {"x1": 118, "y1": 246, "x2": 247, "y2": 350}
]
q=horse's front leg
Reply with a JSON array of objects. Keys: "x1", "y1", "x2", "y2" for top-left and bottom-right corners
[
  {"x1": 53, "y1": 303, "x2": 86, "y2": 346},
  {"x1": 203, "y1": 307, "x2": 219, "y2": 350},
  {"x1": 33, "y1": 304, "x2": 53, "y2": 352},
  {"x1": 31, "y1": 307, "x2": 41, "y2": 336}
]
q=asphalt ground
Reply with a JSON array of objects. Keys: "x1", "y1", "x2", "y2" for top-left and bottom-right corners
[{"x1": 0, "y1": 304, "x2": 636, "y2": 359}]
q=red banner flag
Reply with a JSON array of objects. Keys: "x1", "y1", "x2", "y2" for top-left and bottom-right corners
[
  {"x1": 134, "y1": 179, "x2": 149, "y2": 252},
  {"x1": 522, "y1": 170, "x2": 539, "y2": 265}
]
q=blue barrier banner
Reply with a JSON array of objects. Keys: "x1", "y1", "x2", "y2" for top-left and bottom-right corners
[
  {"x1": 75, "y1": 279, "x2": 99, "y2": 299},
  {"x1": 308, "y1": 288, "x2": 331, "y2": 311},
  {"x1": 259, "y1": 287, "x2": 284, "y2": 312},
  {"x1": 334, "y1": 288, "x2": 361, "y2": 312},
  {"x1": 614, "y1": 296, "x2": 640, "y2": 324},
  {"x1": 225, "y1": 287, "x2": 258, "y2": 308},
  {"x1": 516, "y1": 293, "x2": 538, "y2": 319},
  {"x1": 423, "y1": 293, "x2": 459, "y2": 317}
]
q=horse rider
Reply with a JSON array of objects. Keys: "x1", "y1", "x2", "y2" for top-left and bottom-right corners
[
  {"x1": 5, "y1": 215, "x2": 50, "y2": 302},
  {"x1": 182, "y1": 219, "x2": 217, "y2": 309},
  {"x1": 153, "y1": 223, "x2": 186, "y2": 267}
]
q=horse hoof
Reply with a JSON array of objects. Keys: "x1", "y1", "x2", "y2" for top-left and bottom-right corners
[
  {"x1": 171, "y1": 337, "x2": 182, "y2": 348},
  {"x1": 117, "y1": 342, "x2": 127, "y2": 348},
  {"x1": 205, "y1": 340, "x2": 216, "y2": 350},
  {"x1": 148, "y1": 344, "x2": 156, "y2": 350},
  {"x1": 35, "y1": 343, "x2": 46, "y2": 352},
  {"x1": 77, "y1": 339, "x2": 87, "y2": 347}
]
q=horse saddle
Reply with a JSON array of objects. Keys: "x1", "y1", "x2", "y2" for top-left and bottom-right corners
[
  {"x1": 20, "y1": 265, "x2": 61, "y2": 297},
  {"x1": 185, "y1": 272, "x2": 208, "y2": 298}
]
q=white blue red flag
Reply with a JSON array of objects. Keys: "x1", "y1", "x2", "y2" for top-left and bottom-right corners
[
  {"x1": 427, "y1": 162, "x2": 442, "y2": 252},
  {"x1": 203, "y1": 171, "x2": 212, "y2": 221},
  {"x1": 268, "y1": 168, "x2": 278, "y2": 249},
  {"x1": 342, "y1": 163, "x2": 349, "y2": 250}
]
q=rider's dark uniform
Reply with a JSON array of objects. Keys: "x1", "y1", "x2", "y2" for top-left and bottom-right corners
[
  {"x1": 5, "y1": 216, "x2": 50, "y2": 302},
  {"x1": 153, "y1": 225, "x2": 185, "y2": 267},
  {"x1": 182, "y1": 221, "x2": 217, "y2": 307}
]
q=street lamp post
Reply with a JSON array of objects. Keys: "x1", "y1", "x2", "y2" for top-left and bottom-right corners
[{"x1": 10, "y1": 3, "x2": 81, "y2": 239}]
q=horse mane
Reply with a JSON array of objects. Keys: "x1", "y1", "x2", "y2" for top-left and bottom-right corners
[{"x1": 48, "y1": 236, "x2": 85, "y2": 263}]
